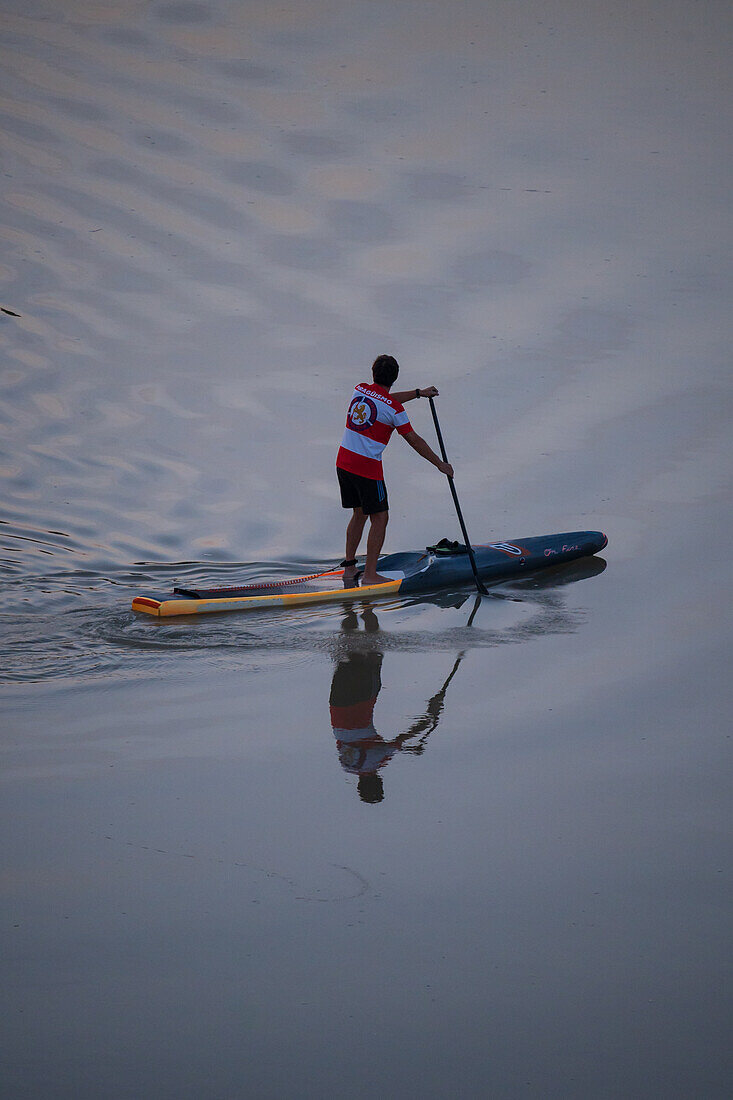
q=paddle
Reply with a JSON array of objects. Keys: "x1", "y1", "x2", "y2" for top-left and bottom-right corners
[{"x1": 428, "y1": 396, "x2": 489, "y2": 596}]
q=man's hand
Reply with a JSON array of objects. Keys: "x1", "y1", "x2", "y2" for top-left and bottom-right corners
[
  {"x1": 438, "y1": 460, "x2": 454, "y2": 478},
  {"x1": 420, "y1": 386, "x2": 439, "y2": 398}
]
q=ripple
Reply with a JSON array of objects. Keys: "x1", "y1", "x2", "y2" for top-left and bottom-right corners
[
  {"x1": 264, "y1": 235, "x2": 344, "y2": 272},
  {"x1": 450, "y1": 248, "x2": 533, "y2": 288},
  {"x1": 400, "y1": 169, "x2": 471, "y2": 202},
  {"x1": 281, "y1": 130, "x2": 353, "y2": 160},
  {"x1": 155, "y1": 2, "x2": 213, "y2": 25},
  {"x1": 0, "y1": 555, "x2": 603, "y2": 686},
  {"x1": 218, "y1": 59, "x2": 285, "y2": 87},
  {"x1": 46, "y1": 95, "x2": 110, "y2": 122},
  {"x1": 222, "y1": 160, "x2": 295, "y2": 196},
  {"x1": 325, "y1": 200, "x2": 394, "y2": 244}
]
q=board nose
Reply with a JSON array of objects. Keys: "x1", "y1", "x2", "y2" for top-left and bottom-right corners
[{"x1": 588, "y1": 531, "x2": 608, "y2": 553}]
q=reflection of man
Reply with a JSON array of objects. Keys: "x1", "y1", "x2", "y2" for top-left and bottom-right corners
[
  {"x1": 329, "y1": 608, "x2": 459, "y2": 803},
  {"x1": 329, "y1": 647, "x2": 408, "y2": 804}
]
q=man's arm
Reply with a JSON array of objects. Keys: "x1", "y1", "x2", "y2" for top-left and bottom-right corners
[
  {"x1": 402, "y1": 430, "x2": 454, "y2": 477},
  {"x1": 391, "y1": 385, "x2": 439, "y2": 404}
]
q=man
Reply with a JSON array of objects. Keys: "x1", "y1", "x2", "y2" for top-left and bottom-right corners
[{"x1": 336, "y1": 354, "x2": 454, "y2": 585}]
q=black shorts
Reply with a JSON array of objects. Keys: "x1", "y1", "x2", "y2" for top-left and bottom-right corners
[{"x1": 337, "y1": 467, "x2": 389, "y2": 515}]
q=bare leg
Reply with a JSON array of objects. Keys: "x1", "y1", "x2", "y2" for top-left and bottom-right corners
[
  {"x1": 344, "y1": 508, "x2": 367, "y2": 580},
  {"x1": 362, "y1": 511, "x2": 389, "y2": 585}
]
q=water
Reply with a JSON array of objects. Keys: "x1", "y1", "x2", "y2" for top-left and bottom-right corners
[{"x1": 1, "y1": 1, "x2": 731, "y2": 1096}]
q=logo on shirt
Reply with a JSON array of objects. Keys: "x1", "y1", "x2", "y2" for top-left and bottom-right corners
[{"x1": 347, "y1": 395, "x2": 378, "y2": 432}]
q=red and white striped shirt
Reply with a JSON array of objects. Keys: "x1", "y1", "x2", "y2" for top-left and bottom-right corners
[{"x1": 336, "y1": 382, "x2": 412, "y2": 480}]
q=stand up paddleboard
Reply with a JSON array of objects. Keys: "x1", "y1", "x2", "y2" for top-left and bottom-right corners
[{"x1": 131, "y1": 530, "x2": 607, "y2": 617}]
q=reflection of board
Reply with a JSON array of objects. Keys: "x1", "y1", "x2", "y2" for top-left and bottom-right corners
[{"x1": 131, "y1": 530, "x2": 607, "y2": 617}]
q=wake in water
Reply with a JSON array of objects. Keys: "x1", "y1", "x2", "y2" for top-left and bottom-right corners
[{"x1": 0, "y1": 553, "x2": 605, "y2": 685}]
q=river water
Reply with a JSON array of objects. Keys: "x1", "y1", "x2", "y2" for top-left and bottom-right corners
[{"x1": 1, "y1": 2, "x2": 731, "y2": 1097}]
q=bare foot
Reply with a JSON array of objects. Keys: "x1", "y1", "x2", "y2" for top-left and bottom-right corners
[{"x1": 361, "y1": 572, "x2": 390, "y2": 586}]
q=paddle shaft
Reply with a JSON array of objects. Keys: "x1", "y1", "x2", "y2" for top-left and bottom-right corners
[{"x1": 428, "y1": 397, "x2": 488, "y2": 596}]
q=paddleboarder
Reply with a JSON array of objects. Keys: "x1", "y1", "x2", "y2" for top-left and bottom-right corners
[{"x1": 337, "y1": 355, "x2": 453, "y2": 585}]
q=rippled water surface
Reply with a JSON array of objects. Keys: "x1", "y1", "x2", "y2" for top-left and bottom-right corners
[{"x1": 1, "y1": 1, "x2": 731, "y2": 1097}]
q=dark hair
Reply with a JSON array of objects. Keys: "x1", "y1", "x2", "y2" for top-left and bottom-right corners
[
  {"x1": 372, "y1": 354, "x2": 399, "y2": 388},
  {"x1": 358, "y1": 773, "x2": 384, "y2": 803}
]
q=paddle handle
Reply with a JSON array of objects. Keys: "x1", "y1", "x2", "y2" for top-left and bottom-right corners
[{"x1": 428, "y1": 397, "x2": 488, "y2": 596}]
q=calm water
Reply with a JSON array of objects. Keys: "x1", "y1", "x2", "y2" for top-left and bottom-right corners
[{"x1": 1, "y1": 1, "x2": 731, "y2": 1096}]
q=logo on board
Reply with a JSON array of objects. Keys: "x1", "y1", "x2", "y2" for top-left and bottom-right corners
[
  {"x1": 348, "y1": 396, "x2": 378, "y2": 432},
  {"x1": 489, "y1": 542, "x2": 524, "y2": 556}
]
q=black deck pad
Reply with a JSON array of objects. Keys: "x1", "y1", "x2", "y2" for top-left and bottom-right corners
[
  {"x1": 426, "y1": 538, "x2": 468, "y2": 555},
  {"x1": 174, "y1": 584, "x2": 288, "y2": 599}
]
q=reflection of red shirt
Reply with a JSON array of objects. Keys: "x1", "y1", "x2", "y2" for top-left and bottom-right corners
[
  {"x1": 329, "y1": 697, "x2": 376, "y2": 730},
  {"x1": 336, "y1": 382, "x2": 412, "y2": 480}
]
